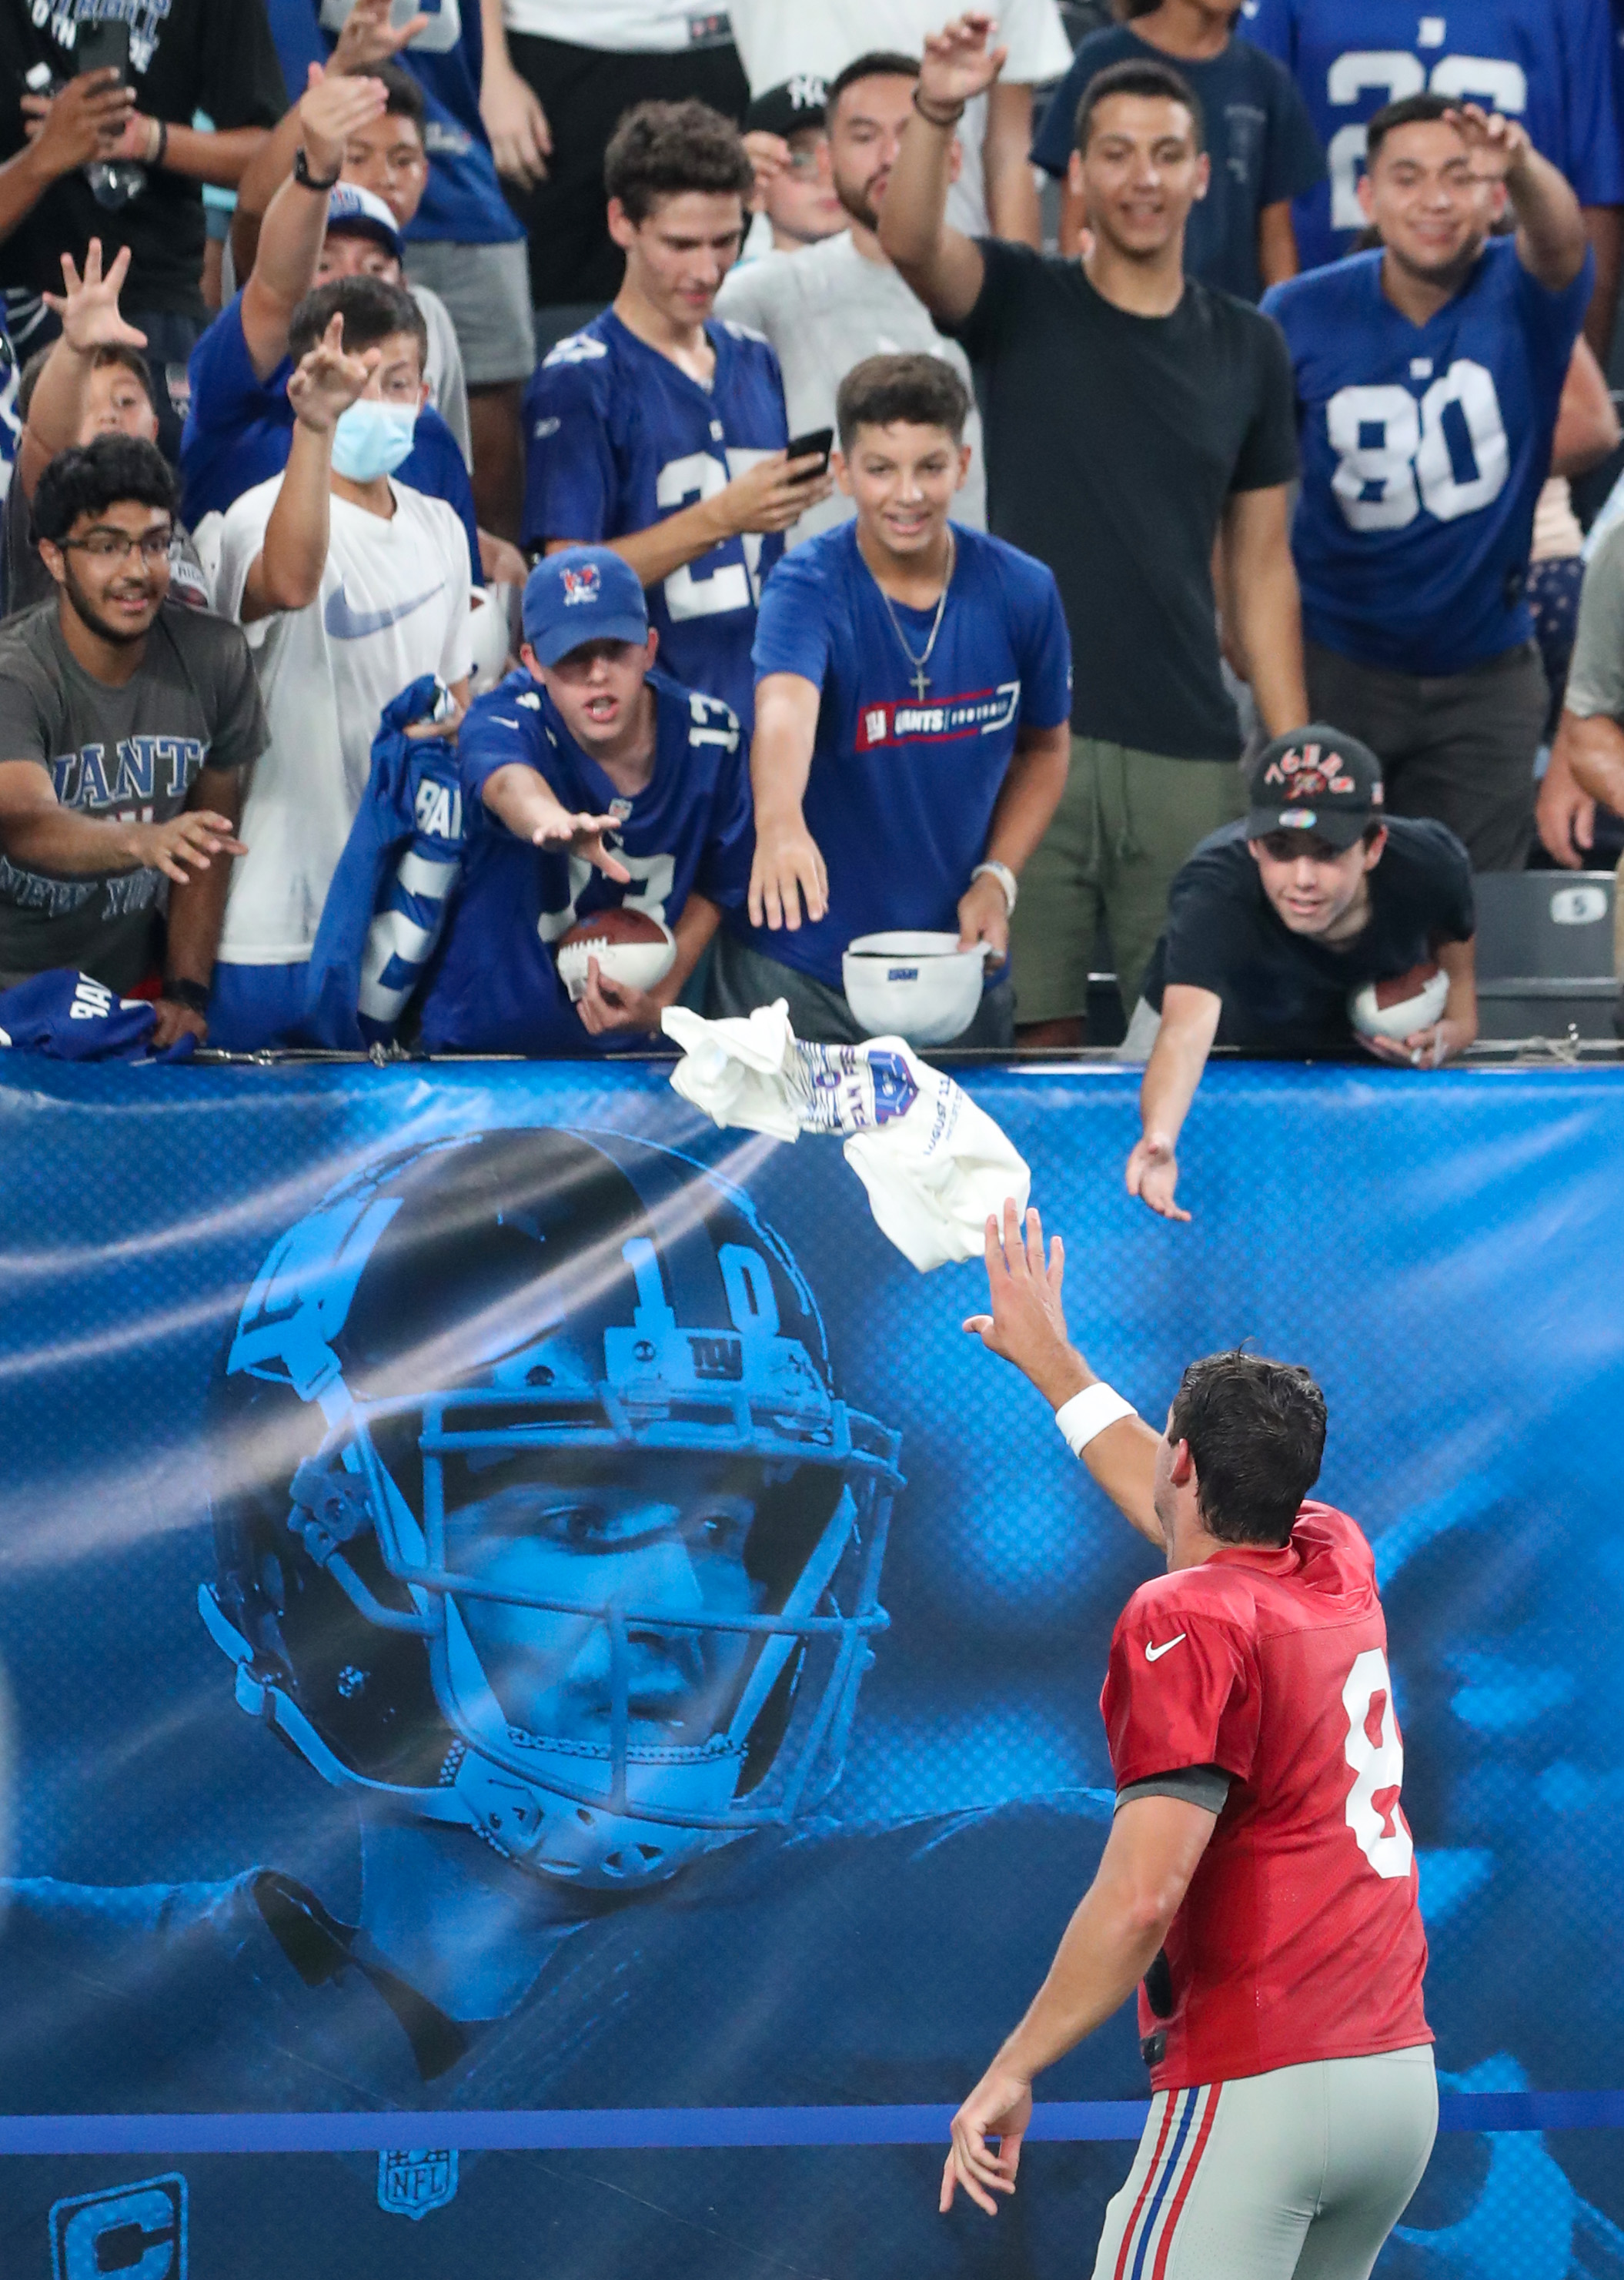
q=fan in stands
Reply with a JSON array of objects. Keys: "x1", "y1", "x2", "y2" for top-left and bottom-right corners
[
  {"x1": 1347, "y1": 962, "x2": 1449, "y2": 1042},
  {"x1": 554, "y1": 910, "x2": 677, "y2": 1004}
]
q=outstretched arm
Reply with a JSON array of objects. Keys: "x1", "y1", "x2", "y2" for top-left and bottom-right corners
[
  {"x1": 876, "y1": 12, "x2": 993, "y2": 323},
  {"x1": 941, "y1": 1795, "x2": 1216, "y2": 2215},
  {"x1": 1127, "y1": 985, "x2": 1222, "y2": 1225},
  {"x1": 19, "y1": 239, "x2": 149, "y2": 500},
  {"x1": 964, "y1": 1198, "x2": 1163, "y2": 1546}
]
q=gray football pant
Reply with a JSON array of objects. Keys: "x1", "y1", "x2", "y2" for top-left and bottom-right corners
[{"x1": 1091, "y1": 2046, "x2": 1437, "y2": 2280}]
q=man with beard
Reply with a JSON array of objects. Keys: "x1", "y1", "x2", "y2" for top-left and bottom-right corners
[
  {"x1": 0, "y1": 433, "x2": 261, "y2": 1045},
  {"x1": 717, "y1": 51, "x2": 987, "y2": 546}
]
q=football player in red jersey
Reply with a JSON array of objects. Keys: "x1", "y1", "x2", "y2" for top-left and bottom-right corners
[{"x1": 942, "y1": 1199, "x2": 1435, "y2": 2278}]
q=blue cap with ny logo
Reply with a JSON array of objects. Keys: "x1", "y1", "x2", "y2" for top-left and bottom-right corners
[{"x1": 521, "y1": 546, "x2": 650, "y2": 666}]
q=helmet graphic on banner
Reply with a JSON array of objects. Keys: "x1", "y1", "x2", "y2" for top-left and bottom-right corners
[{"x1": 202, "y1": 1128, "x2": 903, "y2": 1891}]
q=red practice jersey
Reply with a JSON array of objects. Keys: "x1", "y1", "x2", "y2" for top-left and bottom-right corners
[{"x1": 1101, "y1": 1501, "x2": 1430, "y2": 2092}]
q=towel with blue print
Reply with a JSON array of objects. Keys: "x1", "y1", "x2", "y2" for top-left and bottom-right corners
[
  {"x1": 0, "y1": 970, "x2": 193, "y2": 1061},
  {"x1": 303, "y1": 676, "x2": 464, "y2": 1049}
]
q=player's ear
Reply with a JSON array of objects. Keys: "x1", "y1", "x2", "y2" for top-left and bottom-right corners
[
  {"x1": 520, "y1": 640, "x2": 543, "y2": 679},
  {"x1": 606, "y1": 196, "x2": 638, "y2": 251},
  {"x1": 643, "y1": 627, "x2": 659, "y2": 670},
  {"x1": 36, "y1": 537, "x2": 67, "y2": 590},
  {"x1": 955, "y1": 440, "x2": 972, "y2": 490},
  {"x1": 831, "y1": 446, "x2": 854, "y2": 499},
  {"x1": 1362, "y1": 826, "x2": 1388, "y2": 871},
  {"x1": 1168, "y1": 1437, "x2": 1195, "y2": 1488}
]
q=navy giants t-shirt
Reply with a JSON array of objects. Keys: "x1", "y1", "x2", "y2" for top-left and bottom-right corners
[
  {"x1": 733, "y1": 521, "x2": 1072, "y2": 991},
  {"x1": 521, "y1": 312, "x2": 790, "y2": 732},
  {"x1": 417, "y1": 665, "x2": 752, "y2": 1055},
  {"x1": 1263, "y1": 238, "x2": 1592, "y2": 675}
]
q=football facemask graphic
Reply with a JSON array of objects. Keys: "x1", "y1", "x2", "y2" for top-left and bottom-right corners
[{"x1": 202, "y1": 1128, "x2": 903, "y2": 1891}]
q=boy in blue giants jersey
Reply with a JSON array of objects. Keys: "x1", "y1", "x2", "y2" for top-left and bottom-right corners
[
  {"x1": 521, "y1": 99, "x2": 834, "y2": 734},
  {"x1": 417, "y1": 548, "x2": 751, "y2": 1055},
  {"x1": 1263, "y1": 95, "x2": 1591, "y2": 870},
  {"x1": 709, "y1": 352, "x2": 1071, "y2": 1047},
  {"x1": 1248, "y1": 0, "x2": 1624, "y2": 353}
]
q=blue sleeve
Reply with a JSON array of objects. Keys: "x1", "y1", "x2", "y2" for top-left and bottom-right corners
[
  {"x1": 522, "y1": 356, "x2": 617, "y2": 553},
  {"x1": 751, "y1": 554, "x2": 834, "y2": 687},
  {"x1": 1558, "y1": 0, "x2": 1624, "y2": 205},
  {"x1": 459, "y1": 696, "x2": 546, "y2": 806},
  {"x1": 1031, "y1": 48, "x2": 1091, "y2": 177},
  {"x1": 182, "y1": 296, "x2": 288, "y2": 445},
  {"x1": 695, "y1": 723, "x2": 754, "y2": 910},
  {"x1": 402, "y1": 409, "x2": 481, "y2": 583},
  {"x1": 1017, "y1": 567, "x2": 1073, "y2": 730},
  {"x1": 1257, "y1": 48, "x2": 1327, "y2": 204}
]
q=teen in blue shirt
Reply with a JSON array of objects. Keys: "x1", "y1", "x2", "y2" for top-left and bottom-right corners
[
  {"x1": 710, "y1": 352, "x2": 1071, "y2": 1048},
  {"x1": 418, "y1": 547, "x2": 752, "y2": 1057},
  {"x1": 522, "y1": 99, "x2": 834, "y2": 734},
  {"x1": 1032, "y1": 0, "x2": 1324, "y2": 301},
  {"x1": 1264, "y1": 93, "x2": 1592, "y2": 870}
]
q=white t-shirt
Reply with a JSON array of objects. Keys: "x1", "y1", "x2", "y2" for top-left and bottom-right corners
[
  {"x1": 715, "y1": 232, "x2": 986, "y2": 544},
  {"x1": 500, "y1": 0, "x2": 725, "y2": 53},
  {"x1": 728, "y1": 0, "x2": 1071, "y2": 236},
  {"x1": 215, "y1": 476, "x2": 474, "y2": 965}
]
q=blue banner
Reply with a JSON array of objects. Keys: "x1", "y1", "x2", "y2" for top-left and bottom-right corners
[{"x1": 0, "y1": 1058, "x2": 1619, "y2": 2279}]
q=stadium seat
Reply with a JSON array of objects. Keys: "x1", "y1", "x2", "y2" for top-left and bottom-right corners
[{"x1": 1472, "y1": 871, "x2": 1618, "y2": 1039}]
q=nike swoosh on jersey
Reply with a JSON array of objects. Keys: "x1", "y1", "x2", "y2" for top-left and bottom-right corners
[
  {"x1": 1144, "y1": 1633, "x2": 1187, "y2": 1663},
  {"x1": 322, "y1": 580, "x2": 445, "y2": 641}
]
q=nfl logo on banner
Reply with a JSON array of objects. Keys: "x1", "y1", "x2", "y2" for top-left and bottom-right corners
[
  {"x1": 50, "y1": 2175, "x2": 187, "y2": 2279},
  {"x1": 377, "y1": 2148, "x2": 459, "y2": 2220}
]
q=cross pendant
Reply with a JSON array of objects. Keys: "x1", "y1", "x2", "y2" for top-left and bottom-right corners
[{"x1": 909, "y1": 664, "x2": 931, "y2": 701}]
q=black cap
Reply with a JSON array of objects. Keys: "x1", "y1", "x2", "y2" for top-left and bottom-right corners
[
  {"x1": 1246, "y1": 724, "x2": 1385, "y2": 852},
  {"x1": 746, "y1": 75, "x2": 828, "y2": 140}
]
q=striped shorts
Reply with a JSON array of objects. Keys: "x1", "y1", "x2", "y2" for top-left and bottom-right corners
[{"x1": 1093, "y1": 2045, "x2": 1437, "y2": 2280}]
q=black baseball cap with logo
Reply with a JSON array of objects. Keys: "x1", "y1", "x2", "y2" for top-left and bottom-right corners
[
  {"x1": 1246, "y1": 724, "x2": 1385, "y2": 852},
  {"x1": 746, "y1": 75, "x2": 829, "y2": 140}
]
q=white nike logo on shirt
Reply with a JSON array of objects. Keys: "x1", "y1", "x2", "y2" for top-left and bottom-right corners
[
  {"x1": 1144, "y1": 1633, "x2": 1187, "y2": 1662},
  {"x1": 323, "y1": 580, "x2": 445, "y2": 640}
]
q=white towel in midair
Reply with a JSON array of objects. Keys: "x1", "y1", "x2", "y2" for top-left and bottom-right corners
[{"x1": 662, "y1": 1000, "x2": 1031, "y2": 1273}]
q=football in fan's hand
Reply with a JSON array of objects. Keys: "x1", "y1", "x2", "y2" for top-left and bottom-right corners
[
  {"x1": 555, "y1": 908, "x2": 677, "y2": 1003},
  {"x1": 1347, "y1": 961, "x2": 1449, "y2": 1041}
]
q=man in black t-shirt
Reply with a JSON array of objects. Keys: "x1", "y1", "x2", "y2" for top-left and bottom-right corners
[
  {"x1": 0, "y1": 0, "x2": 286, "y2": 452},
  {"x1": 1126, "y1": 724, "x2": 1478, "y2": 1221},
  {"x1": 879, "y1": 15, "x2": 1308, "y2": 1045}
]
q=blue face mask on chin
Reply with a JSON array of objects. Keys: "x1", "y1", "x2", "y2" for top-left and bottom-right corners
[{"x1": 330, "y1": 399, "x2": 419, "y2": 483}]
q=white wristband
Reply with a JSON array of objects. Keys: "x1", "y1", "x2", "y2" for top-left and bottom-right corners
[
  {"x1": 971, "y1": 859, "x2": 1017, "y2": 915},
  {"x1": 1055, "y1": 1382, "x2": 1137, "y2": 1457}
]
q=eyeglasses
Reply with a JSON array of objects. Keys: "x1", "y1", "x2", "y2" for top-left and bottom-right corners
[
  {"x1": 784, "y1": 146, "x2": 826, "y2": 177},
  {"x1": 62, "y1": 528, "x2": 173, "y2": 562}
]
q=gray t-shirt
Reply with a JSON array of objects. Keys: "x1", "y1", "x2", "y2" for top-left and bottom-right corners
[
  {"x1": 1565, "y1": 513, "x2": 1624, "y2": 721},
  {"x1": 0, "y1": 600, "x2": 268, "y2": 988},
  {"x1": 716, "y1": 232, "x2": 987, "y2": 547}
]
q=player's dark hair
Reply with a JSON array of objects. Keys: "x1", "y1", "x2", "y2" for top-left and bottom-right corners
[
  {"x1": 1168, "y1": 1352, "x2": 1326, "y2": 1547},
  {"x1": 372, "y1": 59, "x2": 426, "y2": 131},
  {"x1": 605, "y1": 99, "x2": 755, "y2": 223},
  {"x1": 837, "y1": 351, "x2": 970, "y2": 447},
  {"x1": 32, "y1": 433, "x2": 177, "y2": 546},
  {"x1": 289, "y1": 275, "x2": 428, "y2": 369},
  {"x1": 18, "y1": 338, "x2": 154, "y2": 424},
  {"x1": 827, "y1": 51, "x2": 921, "y2": 115},
  {"x1": 1074, "y1": 59, "x2": 1205, "y2": 154},
  {"x1": 1366, "y1": 92, "x2": 1456, "y2": 163}
]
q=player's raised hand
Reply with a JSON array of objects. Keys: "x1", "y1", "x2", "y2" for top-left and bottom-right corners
[
  {"x1": 287, "y1": 313, "x2": 379, "y2": 434},
  {"x1": 127, "y1": 811, "x2": 249, "y2": 886},
  {"x1": 1125, "y1": 1130, "x2": 1189, "y2": 1222},
  {"x1": 941, "y1": 2061, "x2": 1031, "y2": 2218},
  {"x1": 713, "y1": 450, "x2": 834, "y2": 537},
  {"x1": 918, "y1": 13, "x2": 1009, "y2": 113},
  {"x1": 963, "y1": 1199, "x2": 1084, "y2": 1402},
  {"x1": 748, "y1": 811, "x2": 828, "y2": 930},
  {"x1": 743, "y1": 128, "x2": 793, "y2": 209},
  {"x1": 1443, "y1": 102, "x2": 1530, "y2": 185},
  {"x1": 42, "y1": 239, "x2": 147, "y2": 357},
  {"x1": 299, "y1": 62, "x2": 389, "y2": 181}
]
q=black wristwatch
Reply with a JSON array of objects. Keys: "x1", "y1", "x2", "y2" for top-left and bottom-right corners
[
  {"x1": 162, "y1": 976, "x2": 210, "y2": 1016},
  {"x1": 292, "y1": 144, "x2": 342, "y2": 192}
]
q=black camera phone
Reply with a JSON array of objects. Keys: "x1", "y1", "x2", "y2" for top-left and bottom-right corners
[
  {"x1": 785, "y1": 426, "x2": 834, "y2": 481},
  {"x1": 73, "y1": 18, "x2": 132, "y2": 83}
]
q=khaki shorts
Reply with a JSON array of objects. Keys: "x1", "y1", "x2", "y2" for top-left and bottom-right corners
[
  {"x1": 1010, "y1": 736, "x2": 1245, "y2": 1026},
  {"x1": 1094, "y1": 2046, "x2": 1437, "y2": 2280}
]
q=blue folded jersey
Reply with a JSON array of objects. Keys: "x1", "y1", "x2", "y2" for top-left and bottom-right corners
[
  {"x1": 303, "y1": 674, "x2": 465, "y2": 1050},
  {"x1": 0, "y1": 971, "x2": 192, "y2": 1061}
]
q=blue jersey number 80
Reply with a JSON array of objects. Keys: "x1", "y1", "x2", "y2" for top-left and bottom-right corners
[{"x1": 1327, "y1": 359, "x2": 1509, "y2": 532}]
